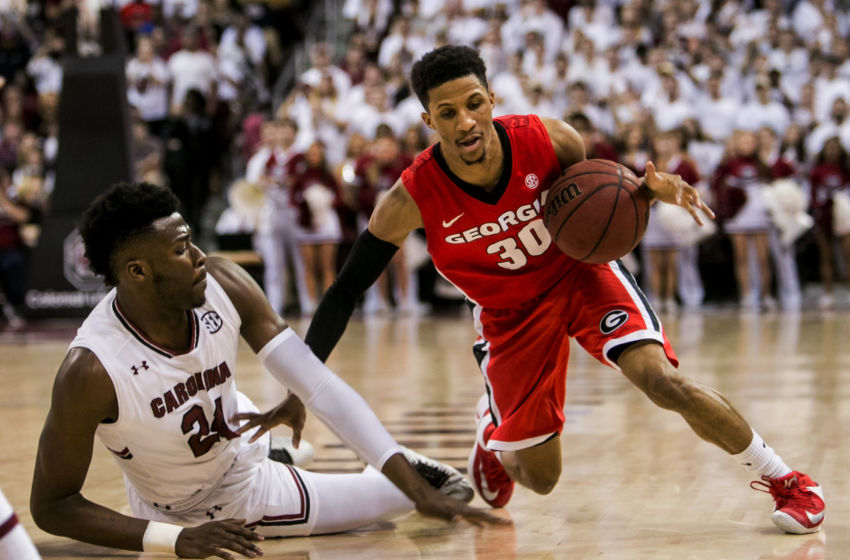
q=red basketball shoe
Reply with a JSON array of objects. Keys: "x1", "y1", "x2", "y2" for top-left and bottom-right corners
[
  {"x1": 751, "y1": 471, "x2": 825, "y2": 534},
  {"x1": 467, "y1": 396, "x2": 514, "y2": 508}
]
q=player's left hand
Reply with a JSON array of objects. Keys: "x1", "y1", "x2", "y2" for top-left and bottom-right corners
[
  {"x1": 641, "y1": 160, "x2": 715, "y2": 226},
  {"x1": 232, "y1": 392, "x2": 306, "y2": 446}
]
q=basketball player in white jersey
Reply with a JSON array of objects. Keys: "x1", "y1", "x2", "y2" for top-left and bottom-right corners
[
  {"x1": 30, "y1": 182, "x2": 504, "y2": 559},
  {"x1": 1, "y1": 487, "x2": 41, "y2": 559}
]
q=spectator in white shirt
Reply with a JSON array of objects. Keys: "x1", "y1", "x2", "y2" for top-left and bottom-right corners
[
  {"x1": 813, "y1": 54, "x2": 850, "y2": 124},
  {"x1": 219, "y1": 10, "x2": 266, "y2": 68},
  {"x1": 126, "y1": 35, "x2": 170, "y2": 132},
  {"x1": 26, "y1": 30, "x2": 63, "y2": 96},
  {"x1": 791, "y1": 81, "x2": 817, "y2": 131},
  {"x1": 246, "y1": 118, "x2": 312, "y2": 316},
  {"x1": 737, "y1": 75, "x2": 790, "y2": 137},
  {"x1": 502, "y1": 0, "x2": 562, "y2": 60},
  {"x1": 490, "y1": 51, "x2": 527, "y2": 115},
  {"x1": 567, "y1": 33, "x2": 608, "y2": 99},
  {"x1": 378, "y1": 15, "x2": 432, "y2": 69},
  {"x1": 477, "y1": 21, "x2": 507, "y2": 80},
  {"x1": 441, "y1": 1, "x2": 489, "y2": 48},
  {"x1": 565, "y1": 81, "x2": 614, "y2": 136},
  {"x1": 767, "y1": 28, "x2": 809, "y2": 84},
  {"x1": 697, "y1": 72, "x2": 742, "y2": 142},
  {"x1": 346, "y1": 85, "x2": 405, "y2": 140},
  {"x1": 791, "y1": 0, "x2": 828, "y2": 44},
  {"x1": 161, "y1": 0, "x2": 198, "y2": 20},
  {"x1": 520, "y1": 31, "x2": 554, "y2": 86},
  {"x1": 300, "y1": 42, "x2": 352, "y2": 101},
  {"x1": 648, "y1": 67, "x2": 696, "y2": 134},
  {"x1": 807, "y1": 96, "x2": 849, "y2": 157},
  {"x1": 166, "y1": 26, "x2": 218, "y2": 114}
]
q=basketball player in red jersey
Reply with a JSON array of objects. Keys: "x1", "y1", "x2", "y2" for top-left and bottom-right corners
[{"x1": 296, "y1": 46, "x2": 824, "y2": 534}]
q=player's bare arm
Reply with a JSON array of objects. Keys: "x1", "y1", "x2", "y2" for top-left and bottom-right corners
[
  {"x1": 206, "y1": 255, "x2": 307, "y2": 446},
  {"x1": 368, "y1": 178, "x2": 423, "y2": 246},
  {"x1": 207, "y1": 257, "x2": 506, "y2": 527},
  {"x1": 30, "y1": 348, "x2": 262, "y2": 559},
  {"x1": 541, "y1": 116, "x2": 586, "y2": 170}
]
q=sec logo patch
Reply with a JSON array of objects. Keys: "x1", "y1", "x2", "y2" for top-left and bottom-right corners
[
  {"x1": 201, "y1": 311, "x2": 223, "y2": 333},
  {"x1": 599, "y1": 310, "x2": 628, "y2": 334},
  {"x1": 524, "y1": 173, "x2": 540, "y2": 190}
]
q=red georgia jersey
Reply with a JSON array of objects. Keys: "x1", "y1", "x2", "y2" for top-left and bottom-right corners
[{"x1": 402, "y1": 114, "x2": 578, "y2": 308}]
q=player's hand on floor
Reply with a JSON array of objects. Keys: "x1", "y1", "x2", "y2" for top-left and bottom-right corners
[
  {"x1": 414, "y1": 490, "x2": 513, "y2": 527},
  {"x1": 232, "y1": 392, "x2": 306, "y2": 446},
  {"x1": 641, "y1": 160, "x2": 715, "y2": 225},
  {"x1": 175, "y1": 518, "x2": 263, "y2": 559}
]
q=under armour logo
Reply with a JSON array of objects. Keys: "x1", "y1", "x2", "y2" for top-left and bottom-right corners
[
  {"x1": 206, "y1": 505, "x2": 222, "y2": 519},
  {"x1": 131, "y1": 361, "x2": 149, "y2": 375}
]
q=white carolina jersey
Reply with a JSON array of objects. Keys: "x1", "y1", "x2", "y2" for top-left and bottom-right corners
[{"x1": 71, "y1": 276, "x2": 246, "y2": 511}]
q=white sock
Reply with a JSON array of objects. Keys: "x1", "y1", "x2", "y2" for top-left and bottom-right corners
[
  {"x1": 0, "y1": 489, "x2": 41, "y2": 559},
  {"x1": 732, "y1": 430, "x2": 792, "y2": 479}
]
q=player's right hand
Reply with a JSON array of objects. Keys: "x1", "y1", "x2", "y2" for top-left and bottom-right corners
[
  {"x1": 232, "y1": 392, "x2": 306, "y2": 446},
  {"x1": 175, "y1": 518, "x2": 264, "y2": 559}
]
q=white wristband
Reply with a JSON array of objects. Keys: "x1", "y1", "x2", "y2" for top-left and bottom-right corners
[{"x1": 142, "y1": 521, "x2": 183, "y2": 554}]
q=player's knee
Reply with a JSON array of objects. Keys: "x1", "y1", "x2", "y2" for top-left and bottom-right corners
[{"x1": 521, "y1": 462, "x2": 561, "y2": 495}]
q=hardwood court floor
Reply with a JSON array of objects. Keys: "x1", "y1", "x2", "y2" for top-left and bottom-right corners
[{"x1": 0, "y1": 309, "x2": 847, "y2": 559}]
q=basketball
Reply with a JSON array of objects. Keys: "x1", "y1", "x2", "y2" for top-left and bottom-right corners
[{"x1": 543, "y1": 159, "x2": 650, "y2": 263}]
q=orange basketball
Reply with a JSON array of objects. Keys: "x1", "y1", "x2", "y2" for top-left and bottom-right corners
[{"x1": 543, "y1": 159, "x2": 650, "y2": 263}]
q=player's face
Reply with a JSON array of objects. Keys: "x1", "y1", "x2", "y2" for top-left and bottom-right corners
[
  {"x1": 421, "y1": 75, "x2": 497, "y2": 166},
  {"x1": 144, "y1": 213, "x2": 208, "y2": 309}
]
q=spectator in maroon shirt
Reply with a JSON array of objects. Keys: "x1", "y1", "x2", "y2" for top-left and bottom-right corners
[
  {"x1": 286, "y1": 141, "x2": 345, "y2": 312},
  {"x1": 354, "y1": 133, "x2": 417, "y2": 313},
  {"x1": 808, "y1": 137, "x2": 850, "y2": 308},
  {"x1": 713, "y1": 130, "x2": 776, "y2": 310},
  {"x1": 0, "y1": 168, "x2": 35, "y2": 328}
]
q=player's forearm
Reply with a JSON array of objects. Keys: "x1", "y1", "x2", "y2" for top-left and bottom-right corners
[
  {"x1": 259, "y1": 329, "x2": 403, "y2": 469},
  {"x1": 380, "y1": 453, "x2": 438, "y2": 503},
  {"x1": 31, "y1": 492, "x2": 149, "y2": 551},
  {"x1": 305, "y1": 229, "x2": 398, "y2": 361}
]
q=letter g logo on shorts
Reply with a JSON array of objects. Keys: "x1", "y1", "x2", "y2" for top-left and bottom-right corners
[{"x1": 599, "y1": 310, "x2": 629, "y2": 335}]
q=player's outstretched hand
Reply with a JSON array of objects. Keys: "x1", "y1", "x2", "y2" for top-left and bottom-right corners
[
  {"x1": 413, "y1": 489, "x2": 513, "y2": 527},
  {"x1": 232, "y1": 392, "x2": 306, "y2": 446},
  {"x1": 642, "y1": 160, "x2": 715, "y2": 226},
  {"x1": 175, "y1": 518, "x2": 264, "y2": 559}
]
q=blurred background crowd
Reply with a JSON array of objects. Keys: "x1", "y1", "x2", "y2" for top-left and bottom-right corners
[{"x1": 2, "y1": 0, "x2": 850, "y2": 328}]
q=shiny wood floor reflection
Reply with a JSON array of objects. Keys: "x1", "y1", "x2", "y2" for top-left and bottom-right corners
[{"x1": 1, "y1": 309, "x2": 847, "y2": 559}]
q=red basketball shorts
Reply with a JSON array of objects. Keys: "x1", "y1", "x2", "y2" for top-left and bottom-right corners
[{"x1": 470, "y1": 260, "x2": 678, "y2": 452}]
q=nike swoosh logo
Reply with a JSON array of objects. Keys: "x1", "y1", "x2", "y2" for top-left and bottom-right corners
[
  {"x1": 478, "y1": 463, "x2": 500, "y2": 502},
  {"x1": 442, "y1": 213, "x2": 464, "y2": 228},
  {"x1": 806, "y1": 510, "x2": 825, "y2": 524}
]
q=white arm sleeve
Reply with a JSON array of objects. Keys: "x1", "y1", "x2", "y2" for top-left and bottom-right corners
[{"x1": 257, "y1": 329, "x2": 404, "y2": 470}]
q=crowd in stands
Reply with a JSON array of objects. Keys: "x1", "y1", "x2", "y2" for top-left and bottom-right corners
[{"x1": 2, "y1": 0, "x2": 850, "y2": 327}]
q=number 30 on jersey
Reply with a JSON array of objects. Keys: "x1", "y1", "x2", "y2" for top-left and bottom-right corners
[{"x1": 486, "y1": 219, "x2": 551, "y2": 270}]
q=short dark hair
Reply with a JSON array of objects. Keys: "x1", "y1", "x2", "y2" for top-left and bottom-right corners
[
  {"x1": 79, "y1": 182, "x2": 181, "y2": 285},
  {"x1": 410, "y1": 45, "x2": 488, "y2": 109}
]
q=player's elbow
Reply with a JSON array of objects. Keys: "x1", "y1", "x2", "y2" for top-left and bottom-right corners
[
  {"x1": 29, "y1": 497, "x2": 56, "y2": 533},
  {"x1": 30, "y1": 488, "x2": 73, "y2": 535}
]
